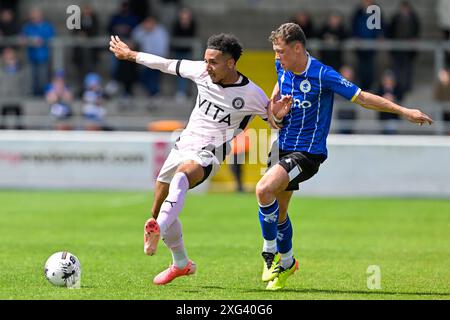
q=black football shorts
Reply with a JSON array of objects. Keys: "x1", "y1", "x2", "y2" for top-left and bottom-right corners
[{"x1": 267, "y1": 146, "x2": 326, "y2": 191}]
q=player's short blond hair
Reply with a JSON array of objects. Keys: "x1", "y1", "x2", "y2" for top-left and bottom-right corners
[{"x1": 269, "y1": 23, "x2": 306, "y2": 47}]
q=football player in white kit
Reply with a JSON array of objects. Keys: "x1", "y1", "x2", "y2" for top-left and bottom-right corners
[{"x1": 109, "y1": 34, "x2": 291, "y2": 285}]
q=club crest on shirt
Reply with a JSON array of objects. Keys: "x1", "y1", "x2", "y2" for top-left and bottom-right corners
[
  {"x1": 232, "y1": 97, "x2": 245, "y2": 110},
  {"x1": 300, "y1": 79, "x2": 311, "y2": 93}
]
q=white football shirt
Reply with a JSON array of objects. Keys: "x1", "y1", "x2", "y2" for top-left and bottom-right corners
[{"x1": 173, "y1": 59, "x2": 269, "y2": 158}]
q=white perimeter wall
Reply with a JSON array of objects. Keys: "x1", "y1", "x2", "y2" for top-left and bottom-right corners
[
  {"x1": 301, "y1": 135, "x2": 450, "y2": 197},
  {"x1": 0, "y1": 131, "x2": 183, "y2": 191},
  {"x1": 0, "y1": 131, "x2": 449, "y2": 197}
]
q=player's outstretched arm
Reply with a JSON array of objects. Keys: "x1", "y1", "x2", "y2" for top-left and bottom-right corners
[
  {"x1": 353, "y1": 91, "x2": 433, "y2": 126},
  {"x1": 109, "y1": 35, "x2": 178, "y2": 75}
]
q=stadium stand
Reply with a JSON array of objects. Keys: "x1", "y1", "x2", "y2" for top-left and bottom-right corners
[{"x1": 0, "y1": 0, "x2": 449, "y2": 133}]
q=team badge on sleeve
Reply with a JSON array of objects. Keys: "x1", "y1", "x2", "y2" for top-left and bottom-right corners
[{"x1": 340, "y1": 77, "x2": 353, "y2": 87}]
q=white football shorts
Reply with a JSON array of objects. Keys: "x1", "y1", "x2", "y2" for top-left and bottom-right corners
[{"x1": 157, "y1": 148, "x2": 221, "y2": 187}]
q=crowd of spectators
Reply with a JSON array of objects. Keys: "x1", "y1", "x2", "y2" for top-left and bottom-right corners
[
  {"x1": 0, "y1": 0, "x2": 198, "y2": 130},
  {"x1": 0, "y1": 0, "x2": 449, "y2": 134}
]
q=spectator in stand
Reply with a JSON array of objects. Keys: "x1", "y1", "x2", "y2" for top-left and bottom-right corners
[
  {"x1": 0, "y1": 0, "x2": 19, "y2": 11},
  {"x1": 46, "y1": 70, "x2": 73, "y2": 130},
  {"x1": 72, "y1": 4, "x2": 100, "y2": 86},
  {"x1": 82, "y1": 72, "x2": 107, "y2": 131},
  {"x1": 0, "y1": 8, "x2": 18, "y2": 37},
  {"x1": 0, "y1": 0, "x2": 19, "y2": 49},
  {"x1": 158, "y1": 0, "x2": 181, "y2": 29},
  {"x1": 172, "y1": 7, "x2": 197, "y2": 100},
  {"x1": 107, "y1": 0, "x2": 139, "y2": 98},
  {"x1": 376, "y1": 70, "x2": 403, "y2": 134},
  {"x1": 128, "y1": 0, "x2": 151, "y2": 24},
  {"x1": 388, "y1": 1, "x2": 420, "y2": 94},
  {"x1": 132, "y1": 15, "x2": 169, "y2": 96},
  {"x1": 290, "y1": 11, "x2": 315, "y2": 39},
  {"x1": 436, "y1": 0, "x2": 450, "y2": 66},
  {"x1": 335, "y1": 65, "x2": 357, "y2": 134},
  {"x1": 108, "y1": 0, "x2": 139, "y2": 41},
  {"x1": 0, "y1": 0, "x2": 19, "y2": 33},
  {"x1": 351, "y1": 0, "x2": 384, "y2": 90},
  {"x1": 433, "y1": 68, "x2": 450, "y2": 134},
  {"x1": 319, "y1": 12, "x2": 347, "y2": 71},
  {"x1": 21, "y1": 8, "x2": 55, "y2": 96},
  {"x1": 0, "y1": 47, "x2": 28, "y2": 129}
]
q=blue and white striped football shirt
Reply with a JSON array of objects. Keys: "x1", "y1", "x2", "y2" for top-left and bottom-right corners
[{"x1": 276, "y1": 53, "x2": 361, "y2": 157}]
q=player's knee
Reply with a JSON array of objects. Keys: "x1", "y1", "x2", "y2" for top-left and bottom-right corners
[
  {"x1": 256, "y1": 179, "x2": 274, "y2": 202},
  {"x1": 255, "y1": 180, "x2": 265, "y2": 199}
]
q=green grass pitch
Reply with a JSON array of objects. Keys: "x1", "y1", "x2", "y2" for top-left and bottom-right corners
[{"x1": 0, "y1": 190, "x2": 449, "y2": 300}]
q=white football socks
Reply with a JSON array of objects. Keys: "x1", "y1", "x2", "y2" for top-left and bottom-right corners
[
  {"x1": 262, "y1": 239, "x2": 277, "y2": 254},
  {"x1": 161, "y1": 218, "x2": 189, "y2": 268},
  {"x1": 157, "y1": 172, "x2": 189, "y2": 235},
  {"x1": 280, "y1": 248, "x2": 294, "y2": 269}
]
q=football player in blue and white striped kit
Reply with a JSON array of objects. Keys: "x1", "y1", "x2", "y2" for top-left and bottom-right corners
[{"x1": 257, "y1": 23, "x2": 433, "y2": 290}]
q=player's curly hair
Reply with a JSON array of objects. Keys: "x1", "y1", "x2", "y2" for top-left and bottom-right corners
[
  {"x1": 269, "y1": 23, "x2": 307, "y2": 47},
  {"x1": 206, "y1": 33, "x2": 243, "y2": 62}
]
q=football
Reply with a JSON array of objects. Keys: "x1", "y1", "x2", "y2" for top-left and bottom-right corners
[{"x1": 44, "y1": 251, "x2": 81, "y2": 288}]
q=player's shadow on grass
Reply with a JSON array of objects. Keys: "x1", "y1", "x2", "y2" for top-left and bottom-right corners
[
  {"x1": 199, "y1": 285, "x2": 226, "y2": 290},
  {"x1": 175, "y1": 285, "x2": 226, "y2": 293},
  {"x1": 244, "y1": 288, "x2": 450, "y2": 297}
]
